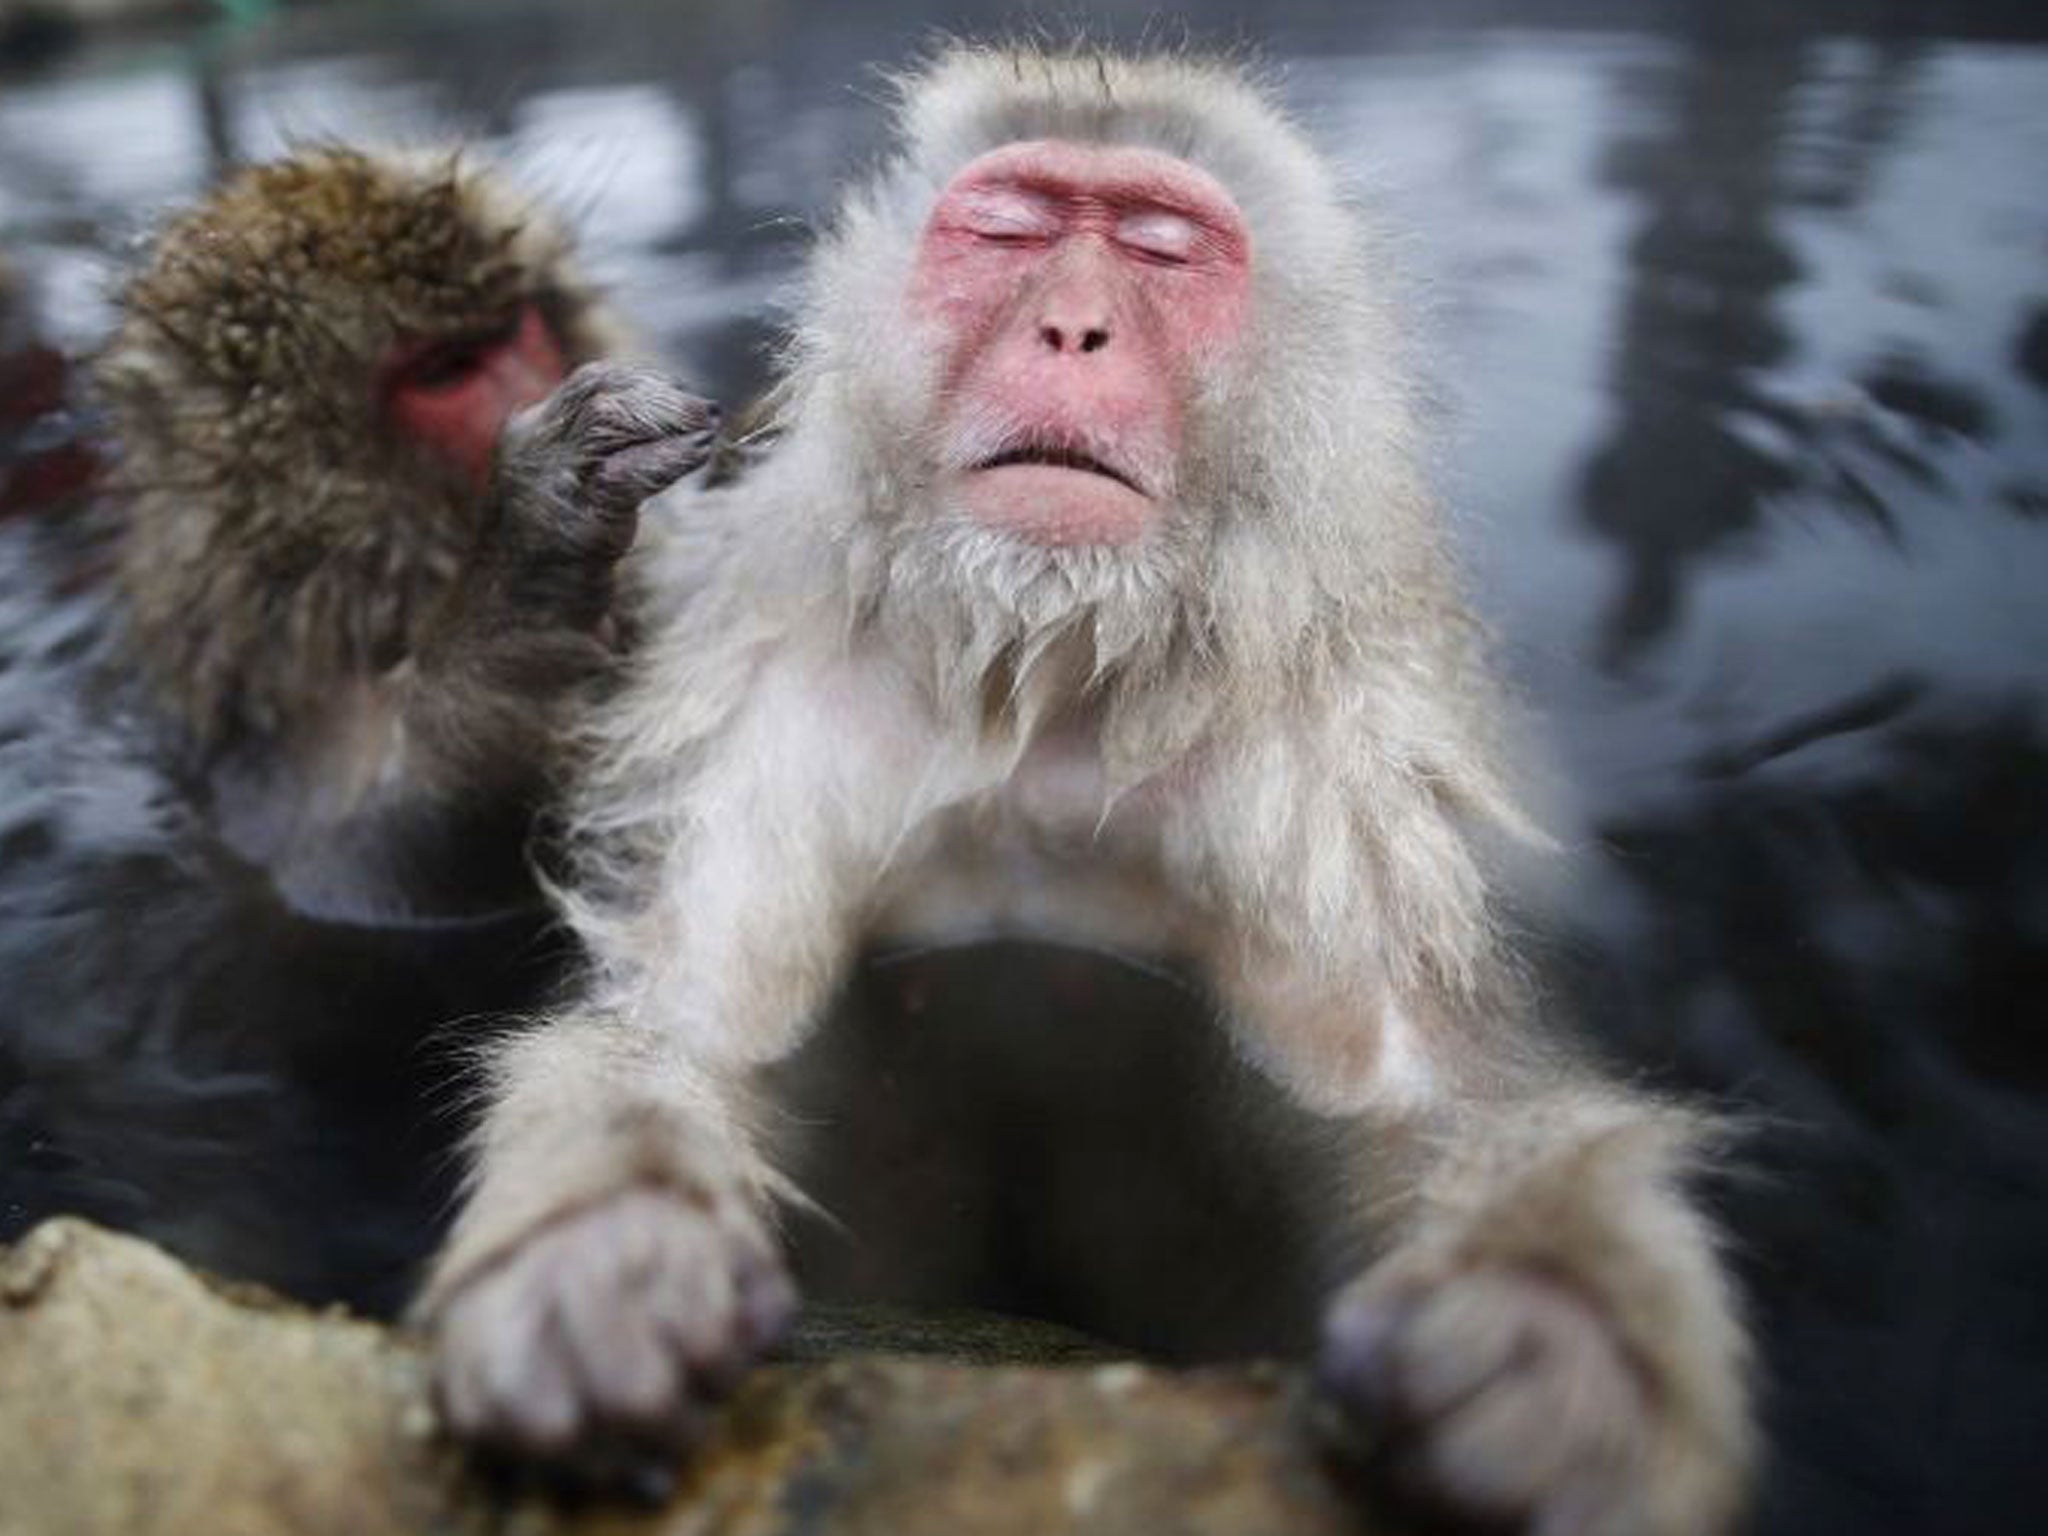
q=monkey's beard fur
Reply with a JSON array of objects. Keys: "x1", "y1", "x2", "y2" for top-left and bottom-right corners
[
  {"x1": 872, "y1": 500, "x2": 1206, "y2": 723},
  {"x1": 830, "y1": 355, "x2": 1292, "y2": 780}
]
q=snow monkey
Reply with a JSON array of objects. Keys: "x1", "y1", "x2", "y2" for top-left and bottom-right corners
[
  {"x1": 421, "y1": 48, "x2": 1753, "y2": 1533},
  {"x1": 0, "y1": 150, "x2": 713, "y2": 1304},
  {"x1": 92, "y1": 148, "x2": 717, "y2": 917}
]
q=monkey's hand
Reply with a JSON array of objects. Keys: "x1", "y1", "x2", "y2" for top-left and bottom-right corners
[
  {"x1": 395, "y1": 363, "x2": 718, "y2": 795},
  {"x1": 1316, "y1": 1236, "x2": 1746, "y2": 1536},
  {"x1": 426, "y1": 1183, "x2": 794, "y2": 1497},
  {"x1": 487, "y1": 361, "x2": 720, "y2": 633}
]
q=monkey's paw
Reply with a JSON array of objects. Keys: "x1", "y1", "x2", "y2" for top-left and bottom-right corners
[
  {"x1": 498, "y1": 361, "x2": 720, "y2": 566},
  {"x1": 1316, "y1": 1259, "x2": 1720, "y2": 1536},
  {"x1": 428, "y1": 1184, "x2": 793, "y2": 1497}
]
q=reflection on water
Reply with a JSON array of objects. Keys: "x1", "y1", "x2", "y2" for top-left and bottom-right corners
[
  {"x1": 1580, "y1": 9, "x2": 1809, "y2": 665},
  {"x1": 3, "y1": 3, "x2": 2046, "y2": 1531}
]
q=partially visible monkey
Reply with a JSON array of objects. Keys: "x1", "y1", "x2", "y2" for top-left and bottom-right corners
[
  {"x1": 0, "y1": 150, "x2": 713, "y2": 1304},
  {"x1": 421, "y1": 48, "x2": 1752, "y2": 1534},
  {"x1": 92, "y1": 149, "x2": 717, "y2": 917}
]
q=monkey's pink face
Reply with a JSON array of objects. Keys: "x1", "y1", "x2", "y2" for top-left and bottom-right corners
[
  {"x1": 384, "y1": 304, "x2": 567, "y2": 489},
  {"x1": 908, "y1": 140, "x2": 1252, "y2": 548}
]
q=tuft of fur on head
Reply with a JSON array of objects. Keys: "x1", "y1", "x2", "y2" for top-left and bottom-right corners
[{"x1": 95, "y1": 148, "x2": 625, "y2": 754}]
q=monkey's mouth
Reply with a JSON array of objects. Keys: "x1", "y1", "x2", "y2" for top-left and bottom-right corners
[{"x1": 974, "y1": 446, "x2": 1147, "y2": 498}]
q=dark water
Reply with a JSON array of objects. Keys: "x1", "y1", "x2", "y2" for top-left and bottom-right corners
[{"x1": 3, "y1": 2, "x2": 2046, "y2": 1532}]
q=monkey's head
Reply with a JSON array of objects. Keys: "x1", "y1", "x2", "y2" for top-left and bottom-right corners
[
  {"x1": 97, "y1": 148, "x2": 623, "y2": 751},
  {"x1": 789, "y1": 46, "x2": 1450, "y2": 730}
]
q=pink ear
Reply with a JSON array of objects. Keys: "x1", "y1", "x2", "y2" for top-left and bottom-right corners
[{"x1": 387, "y1": 305, "x2": 567, "y2": 488}]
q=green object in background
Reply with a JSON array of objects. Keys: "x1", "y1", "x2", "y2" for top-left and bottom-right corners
[{"x1": 215, "y1": 0, "x2": 272, "y2": 21}]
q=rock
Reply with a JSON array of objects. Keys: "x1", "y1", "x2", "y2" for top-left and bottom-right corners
[
  {"x1": 0, "y1": 1219, "x2": 477, "y2": 1536},
  {"x1": 0, "y1": 1219, "x2": 1381, "y2": 1535}
]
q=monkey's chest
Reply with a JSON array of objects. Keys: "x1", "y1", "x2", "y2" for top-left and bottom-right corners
[
  {"x1": 874, "y1": 725, "x2": 1181, "y2": 953},
  {"x1": 1002, "y1": 725, "x2": 1123, "y2": 844}
]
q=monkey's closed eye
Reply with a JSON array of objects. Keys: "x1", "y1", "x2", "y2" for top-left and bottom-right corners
[
  {"x1": 1116, "y1": 210, "x2": 1199, "y2": 265},
  {"x1": 394, "y1": 316, "x2": 521, "y2": 393},
  {"x1": 954, "y1": 187, "x2": 1058, "y2": 245}
]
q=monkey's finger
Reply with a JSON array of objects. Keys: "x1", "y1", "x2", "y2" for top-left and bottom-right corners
[
  {"x1": 1384, "y1": 1266, "x2": 1559, "y2": 1422},
  {"x1": 591, "y1": 432, "x2": 718, "y2": 508},
  {"x1": 549, "y1": 361, "x2": 716, "y2": 442},
  {"x1": 581, "y1": 380, "x2": 719, "y2": 452},
  {"x1": 1314, "y1": 1280, "x2": 1415, "y2": 1436},
  {"x1": 551, "y1": 1246, "x2": 685, "y2": 1424},
  {"x1": 436, "y1": 1280, "x2": 584, "y2": 1455}
]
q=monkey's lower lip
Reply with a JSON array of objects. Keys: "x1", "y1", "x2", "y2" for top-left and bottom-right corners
[
  {"x1": 973, "y1": 447, "x2": 1146, "y2": 497},
  {"x1": 960, "y1": 460, "x2": 1153, "y2": 547}
]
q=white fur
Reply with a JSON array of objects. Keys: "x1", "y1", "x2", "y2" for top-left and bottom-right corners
[
  {"x1": 425, "y1": 47, "x2": 1751, "y2": 1532},
  {"x1": 562, "y1": 49, "x2": 1538, "y2": 1094}
]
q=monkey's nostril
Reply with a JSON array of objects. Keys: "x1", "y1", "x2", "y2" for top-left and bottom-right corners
[{"x1": 1038, "y1": 324, "x2": 1109, "y2": 354}]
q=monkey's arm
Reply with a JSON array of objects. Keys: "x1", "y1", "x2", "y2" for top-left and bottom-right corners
[
  {"x1": 1311, "y1": 1085, "x2": 1752, "y2": 1536},
  {"x1": 419, "y1": 643, "x2": 935, "y2": 1467},
  {"x1": 417, "y1": 1011, "x2": 793, "y2": 1482},
  {"x1": 1183, "y1": 757, "x2": 1750, "y2": 1536}
]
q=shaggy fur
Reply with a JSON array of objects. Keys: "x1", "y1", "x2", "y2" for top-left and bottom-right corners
[
  {"x1": 424, "y1": 47, "x2": 1753, "y2": 1533},
  {"x1": 97, "y1": 148, "x2": 628, "y2": 754},
  {"x1": 86, "y1": 150, "x2": 723, "y2": 922}
]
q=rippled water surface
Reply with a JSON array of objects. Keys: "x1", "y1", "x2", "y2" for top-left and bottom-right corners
[{"x1": 3, "y1": 3, "x2": 2045, "y2": 1532}]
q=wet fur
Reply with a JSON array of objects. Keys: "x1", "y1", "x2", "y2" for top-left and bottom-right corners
[
  {"x1": 92, "y1": 150, "x2": 714, "y2": 919},
  {"x1": 425, "y1": 46, "x2": 1752, "y2": 1532}
]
